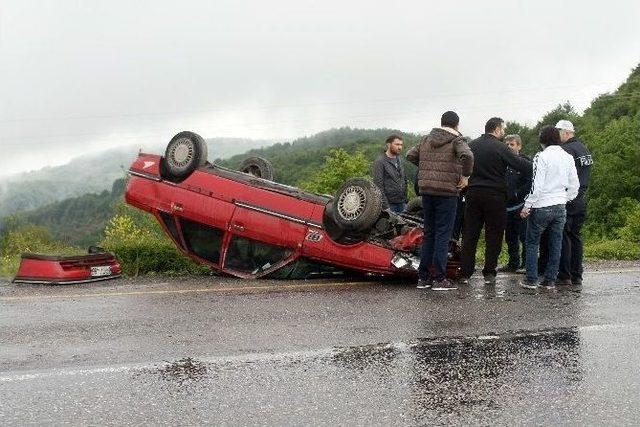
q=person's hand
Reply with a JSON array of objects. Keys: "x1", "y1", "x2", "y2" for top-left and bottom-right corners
[
  {"x1": 520, "y1": 207, "x2": 531, "y2": 218},
  {"x1": 457, "y1": 176, "x2": 469, "y2": 189}
]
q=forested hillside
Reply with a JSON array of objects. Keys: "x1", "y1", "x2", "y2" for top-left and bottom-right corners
[
  {"x1": 218, "y1": 127, "x2": 421, "y2": 186},
  {"x1": 2, "y1": 179, "x2": 125, "y2": 247}
]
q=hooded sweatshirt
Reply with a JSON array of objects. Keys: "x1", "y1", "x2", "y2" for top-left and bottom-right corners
[
  {"x1": 406, "y1": 127, "x2": 474, "y2": 197},
  {"x1": 524, "y1": 145, "x2": 580, "y2": 209}
]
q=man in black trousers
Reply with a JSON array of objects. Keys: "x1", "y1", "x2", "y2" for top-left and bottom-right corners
[
  {"x1": 460, "y1": 118, "x2": 532, "y2": 284},
  {"x1": 498, "y1": 134, "x2": 531, "y2": 273},
  {"x1": 555, "y1": 120, "x2": 592, "y2": 285}
]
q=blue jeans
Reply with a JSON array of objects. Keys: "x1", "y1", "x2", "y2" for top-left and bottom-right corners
[
  {"x1": 506, "y1": 208, "x2": 527, "y2": 269},
  {"x1": 419, "y1": 195, "x2": 458, "y2": 281},
  {"x1": 525, "y1": 204, "x2": 567, "y2": 283},
  {"x1": 388, "y1": 202, "x2": 407, "y2": 213}
]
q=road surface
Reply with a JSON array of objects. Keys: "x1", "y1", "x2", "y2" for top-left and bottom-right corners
[{"x1": 2, "y1": 263, "x2": 640, "y2": 425}]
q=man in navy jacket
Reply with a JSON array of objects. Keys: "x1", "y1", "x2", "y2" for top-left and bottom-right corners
[
  {"x1": 555, "y1": 120, "x2": 593, "y2": 285},
  {"x1": 499, "y1": 134, "x2": 531, "y2": 272}
]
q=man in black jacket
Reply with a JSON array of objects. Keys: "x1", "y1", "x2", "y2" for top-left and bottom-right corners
[
  {"x1": 498, "y1": 134, "x2": 531, "y2": 272},
  {"x1": 555, "y1": 120, "x2": 592, "y2": 285},
  {"x1": 372, "y1": 134, "x2": 408, "y2": 213},
  {"x1": 460, "y1": 118, "x2": 532, "y2": 284}
]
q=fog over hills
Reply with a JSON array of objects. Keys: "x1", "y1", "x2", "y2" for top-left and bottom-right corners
[{"x1": 0, "y1": 137, "x2": 271, "y2": 219}]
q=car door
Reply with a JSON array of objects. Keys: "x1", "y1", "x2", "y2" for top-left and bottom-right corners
[{"x1": 169, "y1": 188, "x2": 234, "y2": 268}]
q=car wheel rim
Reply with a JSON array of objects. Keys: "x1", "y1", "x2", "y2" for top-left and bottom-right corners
[
  {"x1": 168, "y1": 138, "x2": 195, "y2": 168},
  {"x1": 337, "y1": 186, "x2": 366, "y2": 220}
]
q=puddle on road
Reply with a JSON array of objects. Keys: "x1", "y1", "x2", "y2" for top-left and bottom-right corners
[
  {"x1": 130, "y1": 325, "x2": 640, "y2": 424},
  {"x1": 447, "y1": 278, "x2": 586, "y2": 301}
]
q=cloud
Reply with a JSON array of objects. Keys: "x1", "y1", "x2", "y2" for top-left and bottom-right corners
[{"x1": 1, "y1": 0, "x2": 639, "y2": 176}]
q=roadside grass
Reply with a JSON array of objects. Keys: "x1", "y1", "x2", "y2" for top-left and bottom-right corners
[
  {"x1": 0, "y1": 225, "x2": 85, "y2": 278},
  {"x1": 584, "y1": 239, "x2": 640, "y2": 261}
]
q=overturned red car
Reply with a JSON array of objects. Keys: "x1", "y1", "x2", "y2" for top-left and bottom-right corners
[{"x1": 125, "y1": 131, "x2": 460, "y2": 280}]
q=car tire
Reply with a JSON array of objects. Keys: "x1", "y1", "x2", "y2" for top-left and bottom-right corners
[
  {"x1": 332, "y1": 178, "x2": 383, "y2": 233},
  {"x1": 322, "y1": 202, "x2": 366, "y2": 245},
  {"x1": 162, "y1": 131, "x2": 208, "y2": 181},
  {"x1": 239, "y1": 156, "x2": 275, "y2": 181}
]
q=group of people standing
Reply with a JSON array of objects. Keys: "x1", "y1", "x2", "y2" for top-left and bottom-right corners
[{"x1": 372, "y1": 111, "x2": 592, "y2": 291}]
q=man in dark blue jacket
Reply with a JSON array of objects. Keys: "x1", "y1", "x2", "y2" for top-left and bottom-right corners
[
  {"x1": 498, "y1": 134, "x2": 531, "y2": 272},
  {"x1": 555, "y1": 120, "x2": 592, "y2": 285}
]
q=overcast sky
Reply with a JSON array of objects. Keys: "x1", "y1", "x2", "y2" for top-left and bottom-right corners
[{"x1": 2, "y1": 0, "x2": 639, "y2": 176}]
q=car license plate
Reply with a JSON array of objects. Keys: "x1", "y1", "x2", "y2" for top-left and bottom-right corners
[{"x1": 91, "y1": 266, "x2": 112, "y2": 277}]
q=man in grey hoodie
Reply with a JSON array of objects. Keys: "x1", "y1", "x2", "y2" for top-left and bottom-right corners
[{"x1": 407, "y1": 111, "x2": 474, "y2": 291}]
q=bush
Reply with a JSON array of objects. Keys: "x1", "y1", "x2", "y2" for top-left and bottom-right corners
[
  {"x1": 615, "y1": 199, "x2": 640, "y2": 243},
  {"x1": 100, "y1": 208, "x2": 209, "y2": 276},
  {"x1": 0, "y1": 225, "x2": 83, "y2": 278},
  {"x1": 584, "y1": 239, "x2": 640, "y2": 260},
  {"x1": 299, "y1": 148, "x2": 372, "y2": 195}
]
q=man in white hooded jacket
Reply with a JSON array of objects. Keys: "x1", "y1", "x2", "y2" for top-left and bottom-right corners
[{"x1": 520, "y1": 125, "x2": 579, "y2": 289}]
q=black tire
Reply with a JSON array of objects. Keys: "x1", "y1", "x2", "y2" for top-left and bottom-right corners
[
  {"x1": 332, "y1": 178, "x2": 383, "y2": 233},
  {"x1": 162, "y1": 131, "x2": 208, "y2": 181},
  {"x1": 405, "y1": 197, "x2": 423, "y2": 218},
  {"x1": 239, "y1": 156, "x2": 274, "y2": 181},
  {"x1": 322, "y1": 202, "x2": 366, "y2": 245}
]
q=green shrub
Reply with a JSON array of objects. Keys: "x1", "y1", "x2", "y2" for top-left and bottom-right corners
[
  {"x1": 615, "y1": 199, "x2": 640, "y2": 243},
  {"x1": 0, "y1": 225, "x2": 83, "y2": 277},
  {"x1": 584, "y1": 239, "x2": 640, "y2": 260},
  {"x1": 299, "y1": 148, "x2": 372, "y2": 195},
  {"x1": 100, "y1": 209, "x2": 209, "y2": 276}
]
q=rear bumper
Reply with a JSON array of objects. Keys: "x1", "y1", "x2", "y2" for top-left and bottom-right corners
[{"x1": 12, "y1": 274, "x2": 122, "y2": 285}]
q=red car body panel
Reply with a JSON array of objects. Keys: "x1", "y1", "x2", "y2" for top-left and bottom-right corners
[
  {"x1": 125, "y1": 153, "x2": 460, "y2": 279},
  {"x1": 13, "y1": 253, "x2": 122, "y2": 285}
]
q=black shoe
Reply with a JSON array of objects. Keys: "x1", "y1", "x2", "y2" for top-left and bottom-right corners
[
  {"x1": 520, "y1": 280, "x2": 538, "y2": 290},
  {"x1": 432, "y1": 278, "x2": 457, "y2": 291},
  {"x1": 539, "y1": 280, "x2": 555, "y2": 289},
  {"x1": 555, "y1": 279, "x2": 572, "y2": 286},
  {"x1": 483, "y1": 274, "x2": 496, "y2": 285},
  {"x1": 572, "y1": 278, "x2": 583, "y2": 286},
  {"x1": 416, "y1": 278, "x2": 432, "y2": 289},
  {"x1": 497, "y1": 265, "x2": 517, "y2": 273}
]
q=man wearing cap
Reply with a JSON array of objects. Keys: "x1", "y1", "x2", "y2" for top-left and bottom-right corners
[{"x1": 555, "y1": 120, "x2": 593, "y2": 285}]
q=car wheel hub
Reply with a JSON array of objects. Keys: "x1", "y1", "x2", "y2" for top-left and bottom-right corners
[
  {"x1": 337, "y1": 186, "x2": 366, "y2": 220},
  {"x1": 169, "y1": 138, "x2": 194, "y2": 167}
]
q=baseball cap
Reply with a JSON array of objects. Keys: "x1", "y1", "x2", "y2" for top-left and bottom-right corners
[{"x1": 555, "y1": 120, "x2": 575, "y2": 132}]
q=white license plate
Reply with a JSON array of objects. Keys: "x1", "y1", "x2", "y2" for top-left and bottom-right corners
[{"x1": 91, "y1": 266, "x2": 112, "y2": 277}]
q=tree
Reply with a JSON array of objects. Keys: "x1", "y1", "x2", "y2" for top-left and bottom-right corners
[{"x1": 299, "y1": 148, "x2": 372, "y2": 195}]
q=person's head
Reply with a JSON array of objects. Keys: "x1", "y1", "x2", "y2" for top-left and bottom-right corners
[
  {"x1": 555, "y1": 120, "x2": 575, "y2": 143},
  {"x1": 441, "y1": 111, "x2": 460, "y2": 130},
  {"x1": 504, "y1": 134, "x2": 522, "y2": 154},
  {"x1": 539, "y1": 125, "x2": 561, "y2": 149},
  {"x1": 385, "y1": 134, "x2": 403, "y2": 156},
  {"x1": 485, "y1": 117, "x2": 506, "y2": 140}
]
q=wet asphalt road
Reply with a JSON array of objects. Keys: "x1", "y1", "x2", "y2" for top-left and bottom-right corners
[{"x1": 2, "y1": 265, "x2": 640, "y2": 425}]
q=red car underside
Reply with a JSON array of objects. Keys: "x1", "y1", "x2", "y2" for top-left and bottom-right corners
[{"x1": 125, "y1": 153, "x2": 461, "y2": 280}]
